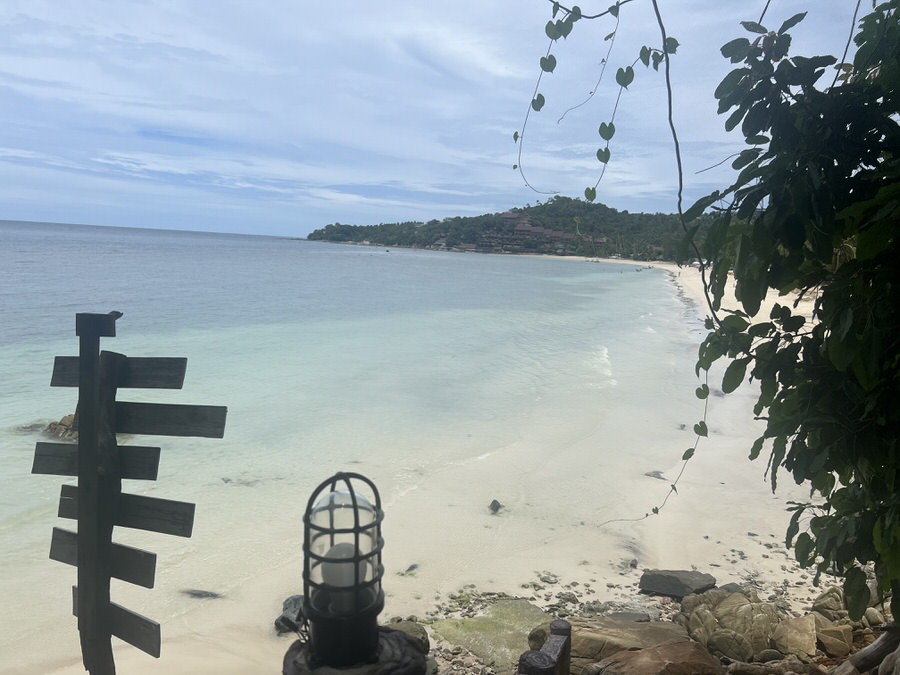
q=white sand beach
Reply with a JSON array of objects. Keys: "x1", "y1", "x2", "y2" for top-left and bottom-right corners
[{"x1": 34, "y1": 258, "x2": 824, "y2": 675}]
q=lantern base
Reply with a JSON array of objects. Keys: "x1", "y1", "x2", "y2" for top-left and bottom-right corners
[{"x1": 283, "y1": 627, "x2": 433, "y2": 675}]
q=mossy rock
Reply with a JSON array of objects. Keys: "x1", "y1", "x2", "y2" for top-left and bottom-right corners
[{"x1": 431, "y1": 598, "x2": 551, "y2": 675}]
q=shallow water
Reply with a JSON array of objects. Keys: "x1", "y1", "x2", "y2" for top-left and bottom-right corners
[{"x1": 0, "y1": 221, "x2": 708, "y2": 671}]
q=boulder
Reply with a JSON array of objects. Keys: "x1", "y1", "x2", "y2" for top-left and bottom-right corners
[
  {"x1": 581, "y1": 639, "x2": 724, "y2": 675},
  {"x1": 567, "y1": 617, "x2": 690, "y2": 674},
  {"x1": 640, "y1": 569, "x2": 717, "y2": 599},
  {"x1": 431, "y1": 598, "x2": 551, "y2": 675},
  {"x1": 683, "y1": 589, "x2": 784, "y2": 661},
  {"x1": 707, "y1": 628, "x2": 754, "y2": 662},
  {"x1": 771, "y1": 614, "x2": 817, "y2": 661},
  {"x1": 811, "y1": 586, "x2": 847, "y2": 622},
  {"x1": 816, "y1": 623, "x2": 852, "y2": 658}
]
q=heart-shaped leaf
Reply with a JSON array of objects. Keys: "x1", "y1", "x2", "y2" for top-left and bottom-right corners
[
  {"x1": 615, "y1": 65, "x2": 634, "y2": 88},
  {"x1": 598, "y1": 122, "x2": 616, "y2": 141},
  {"x1": 540, "y1": 55, "x2": 557, "y2": 73},
  {"x1": 545, "y1": 20, "x2": 561, "y2": 40},
  {"x1": 531, "y1": 94, "x2": 545, "y2": 112},
  {"x1": 584, "y1": 187, "x2": 597, "y2": 202},
  {"x1": 596, "y1": 147, "x2": 611, "y2": 163}
]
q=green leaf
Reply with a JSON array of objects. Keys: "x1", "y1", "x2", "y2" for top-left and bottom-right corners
[
  {"x1": 664, "y1": 37, "x2": 679, "y2": 54},
  {"x1": 604, "y1": 31, "x2": 616, "y2": 42},
  {"x1": 615, "y1": 66, "x2": 635, "y2": 88},
  {"x1": 570, "y1": 5, "x2": 583, "y2": 21},
  {"x1": 741, "y1": 20, "x2": 768, "y2": 34},
  {"x1": 598, "y1": 122, "x2": 616, "y2": 141},
  {"x1": 531, "y1": 94, "x2": 545, "y2": 111},
  {"x1": 778, "y1": 12, "x2": 807, "y2": 34},
  {"x1": 552, "y1": 2, "x2": 560, "y2": 18},
  {"x1": 682, "y1": 448, "x2": 695, "y2": 461},
  {"x1": 748, "y1": 436, "x2": 764, "y2": 461},
  {"x1": 596, "y1": 147, "x2": 611, "y2": 163},
  {"x1": 540, "y1": 55, "x2": 557, "y2": 73},
  {"x1": 722, "y1": 357, "x2": 749, "y2": 394},
  {"x1": 584, "y1": 187, "x2": 597, "y2": 202},
  {"x1": 557, "y1": 17, "x2": 573, "y2": 39},
  {"x1": 640, "y1": 46, "x2": 651, "y2": 67},
  {"x1": 794, "y1": 532, "x2": 815, "y2": 566},
  {"x1": 695, "y1": 384, "x2": 710, "y2": 400},
  {"x1": 693, "y1": 421, "x2": 708, "y2": 437},
  {"x1": 684, "y1": 192, "x2": 719, "y2": 222},
  {"x1": 545, "y1": 20, "x2": 561, "y2": 40},
  {"x1": 609, "y1": 3, "x2": 619, "y2": 18},
  {"x1": 512, "y1": 131, "x2": 519, "y2": 143},
  {"x1": 843, "y1": 568, "x2": 870, "y2": 620},
  {"x1": 721, "y1": 37, "x2": 751, "y2": 62}
]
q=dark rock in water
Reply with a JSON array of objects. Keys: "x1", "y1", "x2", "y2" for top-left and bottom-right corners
[
  {"x1": 399, "y1": 563, "x2": 419, "y2": 576},
  {"x1": 639, "y1": 569, "x2": 716, "y2": 599},
  {"x1": 181, "y1": 589, "x2": 223, "y2": 599},
  {"x1": 489, "y1": 499, "x2": 503, "y2": 514},
  {"x1": 275, "y1": 594, "x2": 305, "y2": 635}
]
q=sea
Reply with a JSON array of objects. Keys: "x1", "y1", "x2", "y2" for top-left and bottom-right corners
[{"x1": 0, "y1": 220, "x2": 712, "y2": 671}]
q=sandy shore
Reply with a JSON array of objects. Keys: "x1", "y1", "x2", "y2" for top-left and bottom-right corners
[{"x1": 30, "y1": 258, "x2": 824, "y2": 675}]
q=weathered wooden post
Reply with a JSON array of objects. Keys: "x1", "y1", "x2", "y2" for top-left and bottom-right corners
[
  {"x1": 517, "y1": 620, "x2": 571, "y2": 675},
  {"x1": 32, "y1": 312, "x2": 227, "y2": 674}
]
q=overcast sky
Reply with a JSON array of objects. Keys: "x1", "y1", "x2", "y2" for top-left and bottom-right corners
[{"x1": 1, "y1": 1, "x2": 857, "y2": 237}]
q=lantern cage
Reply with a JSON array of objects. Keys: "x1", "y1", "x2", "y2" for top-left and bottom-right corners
[{"x1": 302, "y1": 472, "x2": 385, "y2": 668}]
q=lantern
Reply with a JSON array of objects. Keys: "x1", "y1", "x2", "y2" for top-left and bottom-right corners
[{"x1": 302, "y1": 472, "x2": 384, "y2": 668}]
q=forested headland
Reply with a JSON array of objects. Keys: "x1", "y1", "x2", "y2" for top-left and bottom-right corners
[{"x1": 306, "y1": 196, "x2": 699, "y2": 261}]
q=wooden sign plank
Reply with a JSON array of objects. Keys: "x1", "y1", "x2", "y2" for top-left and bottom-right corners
[
  {"x1": 115, "y1": 402, "x2": 227, "y2": 438},
  {"x1": 51, "y1": 356, "x2": 188, "y2": 389},
  {"x1": 50, "y1": 528, "x2": 157, "y2": 589},
  {"x1": 32, "y1": 442, "x2": 161, "y2": 480},
  {"x1": 59, "y1": 485, "x2": 196, "y2": 538},
  {"x1": 73, "y1": 587, "x2": 161, "y2": 658}
]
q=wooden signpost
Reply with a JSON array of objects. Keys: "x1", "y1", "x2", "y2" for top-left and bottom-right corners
[{"x1": 31, "y1": 312, "x2": 227, "y2": 674}]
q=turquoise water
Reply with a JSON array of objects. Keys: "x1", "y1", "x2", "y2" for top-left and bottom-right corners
[{"x1": 0, "y1": 221, "x2": 706, "y2": 670}]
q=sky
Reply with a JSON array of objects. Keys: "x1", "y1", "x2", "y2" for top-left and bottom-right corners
[{"x1": 1, "y1": 1, "x2": 858, "y2": 237}]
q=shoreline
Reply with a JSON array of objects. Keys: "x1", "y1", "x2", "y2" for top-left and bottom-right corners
[{"x1": 20, "y1": 256, "x2": 826, "y2": 675}]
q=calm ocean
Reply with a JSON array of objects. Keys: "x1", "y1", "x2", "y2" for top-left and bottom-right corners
[{"x1": 0, "y1": 220, "x2": 707, "y2": 670}]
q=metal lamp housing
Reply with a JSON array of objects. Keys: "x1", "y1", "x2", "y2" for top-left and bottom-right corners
[{"x1": 302, "y1": 473, "x2": 385, "y2": 668}]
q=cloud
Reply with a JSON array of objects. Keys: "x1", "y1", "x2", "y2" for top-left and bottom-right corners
[{"x1": 0, "y1": 1, "x2": 859, "y2": 235}]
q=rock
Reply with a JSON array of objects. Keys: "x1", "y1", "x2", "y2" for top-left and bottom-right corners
[
  {"x1": 582, "y1": 639, "x2": 724, "y2": 675},
  {"x1": 811, "y1": 586, "x2": 846, "y2": 622},
  {"x1": 385, "y1": 620, "x2": 430, "y2": 655},
  {"x1": 639, "y1": 569, "x2": 717, "y2": 599},
  {"x1": 44, "y1": 413, "x2": 78, "y2": 440},
  {"x1": 771, "y1": 614, "x2": 817, "y2": 661},
  {"x1": 724, "y1": 658, "x2": 826, "y2": 674},
  {"x1": 489, "y1": 499, "x2": 503, "y2": 514},
  {"x1": 756, "y1": 649, "x2": 784, "y2": 663},
  {"x1": 275, "y1": 595, "x2": 304, "y2": 635},
  {"x1": 431, "y1": 598, "x2": 551, "y2": 675},
  {"x1": 865, "y1": 606, "x2": 886, "y2": 626},
  {"x1": 708, "y1": 628, "x2": 754, "y2": 662},
  {"x1": 607, "y1": 612, "x2": 651, "y2": 622},
  {"x1": 566, "y1": 617, "x2": 690, "y2": 673},
  {"x1": 817, "y1": 623, "x2": 852, "y2": 658},
  {"x1": 881, "y1": 644, "x2": 900, "y2": 675}
]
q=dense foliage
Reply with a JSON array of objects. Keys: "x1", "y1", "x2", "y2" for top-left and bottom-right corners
[
  {"x1": 307, "y1": 196, "x2": 692, "y2": 260},
  {"x1": 684, "y1": 3, "x2": 900, "y2": 619}
]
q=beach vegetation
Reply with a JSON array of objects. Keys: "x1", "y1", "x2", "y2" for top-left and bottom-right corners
[
  {"x1": 518, "y1": 1, "x2": 900, "y2": 622},
  {"x1": 687, "y1": 2, "x2": 900, "y2": 622}
]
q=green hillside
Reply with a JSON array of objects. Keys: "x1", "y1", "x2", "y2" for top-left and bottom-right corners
[{"x1": 307, "y1": 196, "x2": 694, "y2": 261}]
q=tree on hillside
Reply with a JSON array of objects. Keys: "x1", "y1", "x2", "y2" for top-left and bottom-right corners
[{"x1": 519, "y1": 0, "x2": 900, "y2": 636}]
